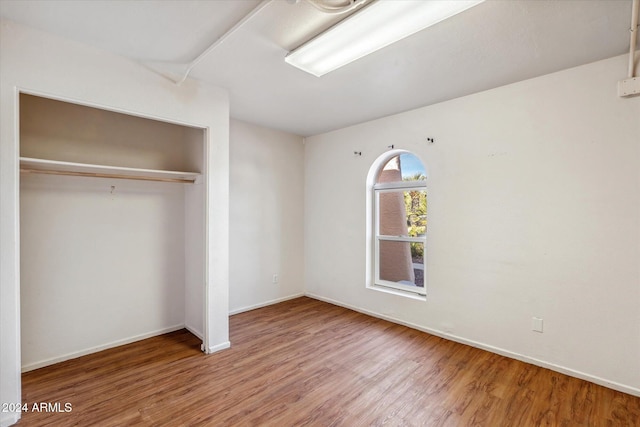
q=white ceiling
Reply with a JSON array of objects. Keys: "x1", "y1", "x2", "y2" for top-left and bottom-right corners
[{"x1": 0, "y1": 0, "x2": 636, "y2": 136}]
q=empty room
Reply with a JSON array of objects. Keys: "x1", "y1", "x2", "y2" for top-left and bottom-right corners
[{"x1": 1, "y1": 0, "x2": 639, "y2": 426}]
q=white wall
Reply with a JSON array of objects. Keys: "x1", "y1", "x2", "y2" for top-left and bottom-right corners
[
  {"x1": 305, "y1": 54, "x2": 640, "y2": 396},
  {"x1": 229, "y1": 119, "x2": 305, "y2": 313},
  {"x1": 0, "y1": 19, "x2": 229, "y2": 427}
]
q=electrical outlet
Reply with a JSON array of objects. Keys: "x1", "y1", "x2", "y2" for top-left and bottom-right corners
[
  {"x1": 272, "y1": 274, "x2": 278, "y2": 284},
  {"x1": 532, "y1": 317, "x2": 543, "y2": 333}
]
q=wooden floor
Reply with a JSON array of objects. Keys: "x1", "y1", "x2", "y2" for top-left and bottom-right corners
[{"x1": 20, "y1": 297, "x2": 640, "y2": 426}]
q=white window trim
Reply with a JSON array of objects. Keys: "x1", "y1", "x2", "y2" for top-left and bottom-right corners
[{"x1": 374, "y1": 180, "x2": 426, "y2": 191}]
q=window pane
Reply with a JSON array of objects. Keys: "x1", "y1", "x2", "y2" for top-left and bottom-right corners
[
  {"x1": 378, "y1": 240, "x2": 424, "y2": 288},
  {"x1": 378, "y1": 190, "x2": 426, "y2": 237},
  {"x1": 376, "y1": 153, "x2": 426, "y2": 184},
  {"x1": 405, "y1": 189, "x2": 426, "y2": 237}
]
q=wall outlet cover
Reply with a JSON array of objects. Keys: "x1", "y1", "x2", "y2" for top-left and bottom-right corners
[{"x1": 532, "y1": 317, "x2": 544, "y2": 333}]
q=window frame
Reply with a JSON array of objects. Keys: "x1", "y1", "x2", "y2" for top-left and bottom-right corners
[{"x1": 367, "y1": 150, "x2": 428, "y2": 301}]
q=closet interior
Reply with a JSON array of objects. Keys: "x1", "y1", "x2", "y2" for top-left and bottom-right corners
[{"x1": 19, "y1": 93, "x2": 207, "y2": 371}]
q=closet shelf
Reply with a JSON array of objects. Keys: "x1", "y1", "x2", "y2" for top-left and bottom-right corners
[{"x1": 20, "y1": 157, "x2": 200, "y2": 183}]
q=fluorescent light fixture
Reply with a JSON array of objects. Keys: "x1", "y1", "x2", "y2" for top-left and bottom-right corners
[{"x1": 285, "y1": 0, "x2": 484, "y2": 77}]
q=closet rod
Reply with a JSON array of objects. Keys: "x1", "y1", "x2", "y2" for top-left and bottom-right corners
[{"x1": 20, "y1": 168, "x2": 196, "y2": 184}]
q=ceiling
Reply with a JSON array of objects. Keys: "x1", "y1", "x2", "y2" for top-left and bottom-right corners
[{"x1": 0, "y1": 0, "x2": 636, "y2": 136}]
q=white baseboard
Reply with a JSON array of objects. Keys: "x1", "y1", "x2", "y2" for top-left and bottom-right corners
[
  {"x1": 229, "y1": 293, "x2": 305, "y2": 315},
  {"x1": 205, "y1": 341, "x2": 230, "y2": 354},
  {"x1": 21, "y1": 324, "x2": 186, "y2": 373},
  {"x1": 185, "y1": 325, "x2": 203, "y2": 340},
  {"x1": 1, "y1": 412, "x2": 20, "y2": 427},
  {"x1": 305, "y1": 293, "x2": 640, "y2": 398}
]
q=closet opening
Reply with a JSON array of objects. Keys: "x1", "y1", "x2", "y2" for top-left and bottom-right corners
[{"x1": 19, "y1": 92, "x2": 208, "y2": 372}]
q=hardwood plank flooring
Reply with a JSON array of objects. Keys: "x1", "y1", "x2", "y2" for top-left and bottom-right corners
[{"x1": 19, "y1": 297, "x2": 640, "y2": 426}]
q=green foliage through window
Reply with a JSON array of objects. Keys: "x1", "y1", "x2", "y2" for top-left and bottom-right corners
[{"x1": 403, "y1": 173, "x2": 426, "y2": 258}]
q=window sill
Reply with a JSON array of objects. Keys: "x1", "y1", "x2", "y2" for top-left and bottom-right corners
[{"x1": 367, "y1": 284, "x2": 427, "y2": 301}]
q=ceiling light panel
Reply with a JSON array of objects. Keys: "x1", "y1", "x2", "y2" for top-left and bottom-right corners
[{"x1": 285, "y1": 0, "x2": 484, "y2": 77}]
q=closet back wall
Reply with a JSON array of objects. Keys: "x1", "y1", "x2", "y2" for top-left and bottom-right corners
[{"x1": 20, "y1": 95, "x2": 200, "y2": 371}]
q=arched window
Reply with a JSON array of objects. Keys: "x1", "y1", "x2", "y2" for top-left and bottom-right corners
[{"x1": 367, "y1": 151, "x2": 427, "y2": 297}]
